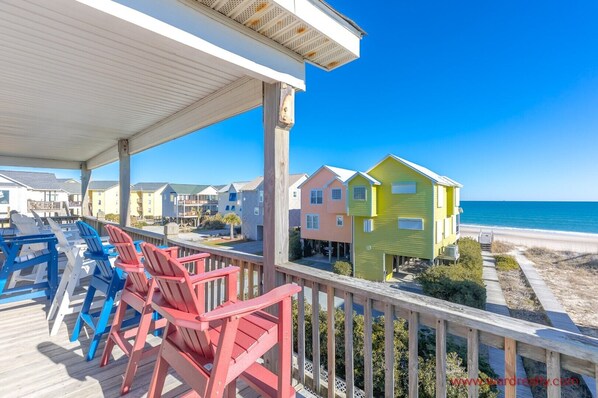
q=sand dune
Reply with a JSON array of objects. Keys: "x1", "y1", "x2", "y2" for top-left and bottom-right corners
[{"x1": 460, "y1": 224, "x2": 598, "y2": 252}]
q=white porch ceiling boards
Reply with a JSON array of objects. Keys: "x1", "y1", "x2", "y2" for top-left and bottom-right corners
[{"x1": 0, "y1": 0, "x2": 361, "y2": 170}]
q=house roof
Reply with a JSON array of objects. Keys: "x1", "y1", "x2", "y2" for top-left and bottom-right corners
[
  {"x1": 298, "y1": 165, "x2": 357, "y2": 188},
  {"x1": 57, "y1": 178, "x2": 82, "y2": 194},
  {"x1": 368, "y1": 155, "x2": 462, "y2": 187},
  {"x1": 218, "y1": 182, "x2": 249, "y2": 193},
  {"x1": 131, "y1": 182, "x2": 168, "y2": 192},
  {"x1": 241, "y1": 174, "x2": 308, "y2": 192},
  {"x1": 344, "y1": 171, "x2": 381, "y2": 186},
  {"x1": 88, "y1": 181, "x2": 119, "y2": 191},
  {"x1": 0, "y1": 170, "x2": 61, "y2": 190},
  {"x1": 170, "y1": 184, "x2": 212, "y2": 195}
]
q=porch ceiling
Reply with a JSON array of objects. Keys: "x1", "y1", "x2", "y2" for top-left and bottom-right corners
[{"x1": 0, "y1": 0, "x2": 361, "y2": 170}]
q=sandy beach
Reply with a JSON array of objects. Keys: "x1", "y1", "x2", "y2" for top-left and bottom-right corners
[{"x1": 460, "y1": 224, "x2": 598, "y2": 252}]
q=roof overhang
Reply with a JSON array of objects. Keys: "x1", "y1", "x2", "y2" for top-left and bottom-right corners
[{"x1": 0, "y1": 0, "x2": 361, "y2": 171}]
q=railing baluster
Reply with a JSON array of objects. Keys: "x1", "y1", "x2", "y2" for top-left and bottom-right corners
[
  {"x1": 298, "y1": 279, "x2": 306, "y2": 385},
  {"x1": 436, "y1": 319, "x2": 447, "y2": 398},
  {"x1": 384, "y1": 303, "x2": 395, "y2": 398},
  {"x1": 546, "y1": 350, "x2": 561, "y2": 398},
  {"x1": 409, "y1": 311, "x2": 419, "y2": 398},
  {"x1": 364, "y1": 297, "x2": 373, "y2": 397},
  {"x1": 248, "y1": 261, "x2": 255, "y2": 299},
  {"x1": 239, "y1": 260, "x2": 246, "y2": 299},
  {"x1": 467, "y1": 328, "x2": 479, "y2": 398},
  {"x1": 258, "y1": 264, "x2": 264, "y2": 295},
  {"x1": 326, "y1": 285, "x2": 335, "y2": 397},
  {"x1": 344, "y1": 291, "x2": 354, "y2": 398},
  {"x1": 504, "y1": 338, "x2": 516, "y2": 398},
  {"x1": 312, "y1": 281, "x2": 321, "y2": 393}
]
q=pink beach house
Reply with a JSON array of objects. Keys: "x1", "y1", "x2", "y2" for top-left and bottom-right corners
[{"x1": 299, "y1": 165, "x2": 356, "y2": 261}]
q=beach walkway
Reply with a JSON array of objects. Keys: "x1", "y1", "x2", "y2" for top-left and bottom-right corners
[
  {"x1": 482, "y1": 252, "x2": 533, "y2": 398},
  {"x1": 513, "y1": 250, "x2": 597, "y2": 397}
]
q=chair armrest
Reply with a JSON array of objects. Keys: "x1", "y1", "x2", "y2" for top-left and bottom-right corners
[
  {"x1": 8, "y1": 233, "x2": 55, "y2": 241},
  {"x1": 6, "y1": 235, "x2": 57, "y2": 245},
  {"x1": 151, "y1": 293, "x2": 207, "y2": 331},
  {"x1": 189, "y1": 266, "x2": 239, "y2": 285},
  {"x1": 178, "y1": 253, "x2": 210, "y2": 264},
  {"x1": 198, "y1": 284, "x2": 301, "y2": 322}
]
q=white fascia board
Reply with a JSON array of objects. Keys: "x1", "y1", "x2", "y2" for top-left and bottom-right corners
[
  {"x1": 77, "y1": 0, "x2": 305, "y2": 90},
  {"x1": 87, "y1": 77, "x2": 262, "y2": 170},
  {"x1": 0, "y1": 155, "x2": 82, "y2": 170},
  {"x1": 274, "y1": 0, "x2": 360, "y2": 57}
]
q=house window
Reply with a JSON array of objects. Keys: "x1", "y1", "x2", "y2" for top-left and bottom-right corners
[
  {"x1": 331, "y1": 188, "x2": 342, "y2": 200},
  {"x1": 259, "y1": 190, "x2": 263, "y2": 203},
  {"x1": 336, "y1": 215, "x2": 344, "y2": 227},
  {"x1": 444, "y1": 218, "x2": 451, "y2": 237},
  {"x1": 436, "y1": 220, "x2": 443, "y2": 243},
  {"x1": 392, "y1": 182, "x2": 416, "y2": 194},
  {"x1": 353, "y1": 186, "x2": 366, "y2": 201},
  {"x1": 398, "y1": 218, "x2": 424, "y2": 230},
  {"x1": 310, "y1": 189, "x2": 323, "y2": 205},
  {"x1": 437, "y1": 186, "x2": 445, "y2": 208},
  {"x1": 231, "y1": 205, "x2": 235, "y2": 211},
  {"x1": 306, "y1": 214, "x2": 319, "y2": 230},
  {"x1": 364, "y1": 219, "x2": 374, "y2": 233},
  {"x1": 229, "y1": 192, "x2": 237, "y2": 202},
  {"x1": 293, "y1": 191, "x2": 297, "y2": 198},
  {"x1": 98, "y1": 200, "x2": 102, "y2": 205},
  {"x1": 170, "y1": 193, "x2": 175, "y2": 202},
  {"x1": 148, "y1": 199, "x2": 151, "y2": 205},
  {"x1": 454, "y1": 188, "x2": 460, "y2": 207},
  {"x1": 254, "y1": 207, "x2": 259, "y2": 216},
  {"x1": 225, "y1": 205, "x2": 230, "y2": 211},
  {"x1": 451, "y1": 215, "x2": 457, "y2": 234}
]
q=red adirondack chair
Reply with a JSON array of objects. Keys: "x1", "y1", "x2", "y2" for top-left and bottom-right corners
[
  {"x1": 141, "y1": 242, "x2": 301, "y2": 398},
  {"x1": 100, "y1": 225, "x2": 203, "y2": 394}
]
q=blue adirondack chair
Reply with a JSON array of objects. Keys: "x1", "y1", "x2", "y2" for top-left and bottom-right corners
[
  {"x1": 70, "y1": 221, "x2": 132, "y2": 361},
  {"x1": 0, "y1": 233, "x2": 58, "y2": 304}
]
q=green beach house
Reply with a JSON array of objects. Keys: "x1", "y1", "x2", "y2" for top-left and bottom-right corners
[{"x1": 347, "y1": 154, "x2": 462, "y2": 281}]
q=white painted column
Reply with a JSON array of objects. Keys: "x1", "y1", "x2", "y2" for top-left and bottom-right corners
[
  {"x1": 118, "y1": 139, "x2": 131, "y2": 227},
  {"x1": 80, "y1": 162, "x2": 92, "y2": 217}
]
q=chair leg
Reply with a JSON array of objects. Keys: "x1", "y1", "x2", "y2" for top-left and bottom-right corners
[
  {"x1": 147, "y1": 352, "x2": 170, "y2": 398},
  {"x1": 6, "y1": 268, "x2": 22, "y2": 290},
  {"x1": 48, "y1": 261, "x2": 73, "y2": 321},
  {"x1": 121, "y1": 306, "x2": 154, "y2": 394},
  {"x1": 71, "y1": 285, "x2": 96, "y2": 342},
  {"x1": 100, "y1": 300, "x2": 129, "y2": 367},
  {"x1": 226, "y1": 378, "x2": 238, "y2": 398},
  {"x1": 86, "y1": 292, "x2": 116, "y2": 361},
  {"x1": 0, "y1": 267, "x2": 10, "y2": 297}
]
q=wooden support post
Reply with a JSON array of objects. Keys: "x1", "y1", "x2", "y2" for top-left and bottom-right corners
[
  {"x1": 263, "y1": 81, "x2": 293, "y2": 291},
  {"x1": 118, "y1": 139, "x2": 131, "y2": 227},
  {"x1": 546, "y1": 350, "x2": 560, "y2": 398},
  {"x1": 80, "y1": 163, "x2": 92, "y2": 217}
]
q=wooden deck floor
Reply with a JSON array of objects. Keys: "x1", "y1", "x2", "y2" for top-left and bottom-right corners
[{"x1": 0, "y1": 298, "x2": 312, "y2": 398}]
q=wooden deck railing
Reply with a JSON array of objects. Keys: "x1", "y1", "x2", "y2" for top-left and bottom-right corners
[{"x1": 82, "y1": 217, "x2": 598, "y2": 398}]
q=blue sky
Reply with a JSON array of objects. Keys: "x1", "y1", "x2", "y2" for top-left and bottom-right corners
[{"x1": 7, "y1": 1, "x2": 598, "y2": 200}]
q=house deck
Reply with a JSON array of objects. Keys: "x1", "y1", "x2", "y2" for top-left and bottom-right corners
[{"x1": 0, "y1": 298, "x2": 311, "y2": 397}]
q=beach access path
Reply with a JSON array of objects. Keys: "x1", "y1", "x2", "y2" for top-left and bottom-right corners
[
  {"x1": 482, "y1": 251, "x2": 533, "y2": 398},
  {"x1": 513, "y1": 250, "x2": 597, "y2": 397}
]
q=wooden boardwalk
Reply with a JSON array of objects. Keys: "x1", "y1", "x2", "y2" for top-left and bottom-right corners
[{"x1": 0, "y1": 298, "x2": 311, "y2": 398}]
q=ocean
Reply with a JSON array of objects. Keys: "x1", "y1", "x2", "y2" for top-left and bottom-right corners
[{"x1": 460, "y1": 201, "x2": 598, "y2": 234}]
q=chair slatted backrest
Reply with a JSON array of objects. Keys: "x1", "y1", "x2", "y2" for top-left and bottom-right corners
[
  {"x1": 105, "y1": 225, "x2": 149, "y2": 295},
  {"x1": 76, "y1": 221, "x2": 113, "y2": 280},
  {"x1": 141, "y1": 243, "x2": 212, "y2": 359},
  {"x1": 11, "y1": 213, "x2": 47, "y2": 252},
  {"x1": 47, "y1": 218, "x2": 78, "y2": 265}
]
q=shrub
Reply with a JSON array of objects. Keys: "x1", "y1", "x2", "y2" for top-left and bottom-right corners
[
  {"x1": 416, "y1": 237, "x2": 486, "y2": 309},
  {"x1": 333, "y1": 261, "x2": 352, "y2": 276},
  {"x1": 289, "y1": 229, "x2": 302, "y2": 261},
  {"x1": 292, "y1": 301, "x2": 497, "y2": 397},
  {"x1": 416, "y1": 265, "x2": 486, "y2": 309},
  {"x1": 491, "y1": 240, "x2": 514, "y2": 254},
  {"x1": 104, "y1": 213, "x2": 119, "y2": 222},
  {"x1": 494, "y1": 254, "x2": 519, "y2": 271}
]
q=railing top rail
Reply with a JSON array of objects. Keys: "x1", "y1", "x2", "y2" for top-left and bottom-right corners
[{"x1": 277, "y1": 261, "x2": 598, "y2": 364}]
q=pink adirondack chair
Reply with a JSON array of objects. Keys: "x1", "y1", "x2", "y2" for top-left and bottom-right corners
[
  {"x1": 141, "y1": 242, "x2": 301, "y2": 398},
  {"x1": 100, "y1": 225, "x2": 193, "y2": 394}
]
